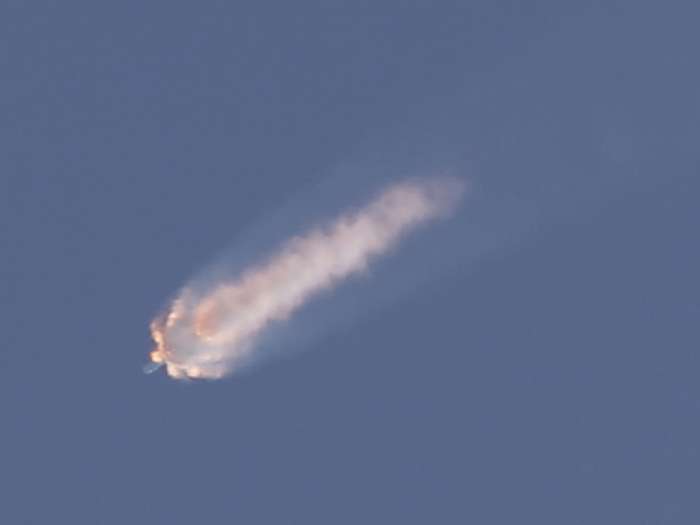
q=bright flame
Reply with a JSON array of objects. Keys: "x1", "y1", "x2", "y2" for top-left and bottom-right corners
[{"x1": 148, "y1": 177, "x2": 464, "y2": 380}]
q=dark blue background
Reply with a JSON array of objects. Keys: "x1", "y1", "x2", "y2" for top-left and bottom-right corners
[{"x1": 2, "y1": 2, "x2": 699, "y2": 523}]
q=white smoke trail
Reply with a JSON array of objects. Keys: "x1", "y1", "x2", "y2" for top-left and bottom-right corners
[{"x1": 148, "y1": 177, "x2": 465, "y2": 380}]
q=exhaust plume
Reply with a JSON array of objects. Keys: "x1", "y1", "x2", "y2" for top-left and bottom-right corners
[{"x1": 148, "y1": 177, "x2": 465, "y2": 380}]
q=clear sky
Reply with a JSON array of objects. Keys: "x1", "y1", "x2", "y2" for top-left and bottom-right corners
[{"x1": 2, "y1": 2, "x2": 699, "y2": 523}]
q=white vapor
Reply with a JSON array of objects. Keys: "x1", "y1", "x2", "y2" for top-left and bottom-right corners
[{"x1": 148, "y1": 176, "x2": 466, "y2": 380}]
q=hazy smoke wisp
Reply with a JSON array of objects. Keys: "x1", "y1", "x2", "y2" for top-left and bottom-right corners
[{"x1": 148, "y1": 177, "x2": 464, "y2": 380}]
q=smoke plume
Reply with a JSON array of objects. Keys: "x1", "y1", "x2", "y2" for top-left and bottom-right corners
[{"x1": 148, "y1": 177, "x2": 465, "y2": 380}]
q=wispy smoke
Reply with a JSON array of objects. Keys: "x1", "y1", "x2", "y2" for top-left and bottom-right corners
[{"x1": 148, "y1": 177, "x2": 465, "y2": 380}]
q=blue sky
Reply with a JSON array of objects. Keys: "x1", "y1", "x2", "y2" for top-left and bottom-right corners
[{"x1": 2, "y1": 2, "x2": 699, "y2": 523}]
